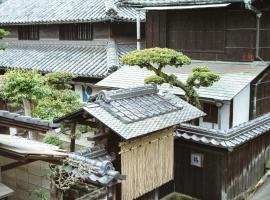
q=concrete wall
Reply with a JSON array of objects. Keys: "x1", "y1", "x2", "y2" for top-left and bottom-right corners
[
  {"x1": 74, "y1": 84, "x2": 103, "y2": 102},
  {"x1": 0, "y1": 157, "x2": 51, "y2": 200},
  {"x1": 233, "y1": 84, "x2": 250, "y2": 127}
]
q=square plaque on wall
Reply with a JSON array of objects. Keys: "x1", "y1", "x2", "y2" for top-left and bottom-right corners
[{"x1": 191, "y1": 153, "x2": 204, "y2": 168}]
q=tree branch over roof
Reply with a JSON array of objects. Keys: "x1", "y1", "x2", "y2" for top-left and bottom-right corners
[{"x1": 122, "y1": 48, "x2": 220, "y2": 108}]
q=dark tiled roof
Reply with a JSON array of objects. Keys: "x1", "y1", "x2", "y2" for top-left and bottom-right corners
[
  {"x1": 118, "y1": 0, "x2": 243, "y2": 7},
  {"x1": 83, "y1": 85, "x2": 204, "y2": 139},
  {"x1": 67, "y1": 145, "x2": 124, "y2": 186},
  {"x1": 0, "y1": 0, "x2": 145, "y2": 25},
  {"x1": 176, "y1": 113, "x2": 270, "y2": 149},
  {"x1": 96, "y1": 85, "x2": 182, "y2": 123},
  {"x1": 0, "y1": 110, "x2": 59, "y2": 131},
  {"x1": 0, "y1": 40, "x2": 136, "y2": 78}
]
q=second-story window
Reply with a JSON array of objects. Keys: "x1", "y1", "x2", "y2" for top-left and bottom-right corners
[
  {"x1": 202, "y1": 103, "x2": 218, "y2": 123},
  {"x1": 59, "y1": 23, "x2": 92, "y2": 40},
  {"x1": 18, "y1": 26, "x2": 39, "y2": 40}
]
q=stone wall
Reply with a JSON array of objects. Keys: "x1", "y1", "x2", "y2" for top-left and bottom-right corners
[{"x1": 0, "y1": 156, "x2": 51, "y2": 200}]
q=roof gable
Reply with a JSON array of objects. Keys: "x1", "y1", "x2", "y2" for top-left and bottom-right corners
[
  {"x1": 96, "y1": 61, "x2": 270, "y2": 100},
  {"x1": 0, "y1": 0, "x2": 145, "y2": 25},
  {"x1": 55, "y1": 85, "x2": 204, "y2": 140}
]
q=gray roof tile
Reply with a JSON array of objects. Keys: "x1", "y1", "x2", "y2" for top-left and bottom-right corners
[
  {"x1": 0, "y1": 40, "x2": 137, "y2": 78},
  {"x1": 176, "y1": 112, "x2": 270, "y2": 149},
  {"x1": 83, "y1": 84, "x2": 204, "y2": 139},
  {"x1": 0, "y1": 0, "x2": 145, "y2": 25},
  {"x1": 97, "y1": 62, "x2": 270, "y2": 100}
]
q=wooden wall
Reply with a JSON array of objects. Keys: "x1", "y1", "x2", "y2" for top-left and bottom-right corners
[
  {"x1": 250, "y1": 66, "x2": 270, "y2": 119},
  {"x1": 145, "y1": 4, "x2": 270, "y2": 61},
  {"x1": 174, "y1": 132, "x2": 270, "y2": 200},
  {"x1": 174, "y1": 140, "x2": 225, "y2": 200},
  {"x1": 224, "y1": 133, "x2": 270, "y2": 199}
]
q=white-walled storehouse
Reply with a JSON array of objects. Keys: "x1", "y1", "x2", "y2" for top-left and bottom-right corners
[{"x1": 96, "y1": 60, "x2": 270, "y2": 130}]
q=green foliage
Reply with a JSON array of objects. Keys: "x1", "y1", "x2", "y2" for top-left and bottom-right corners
[
  {"x1": 33, "y1": 89, "x2": 82, "y2": 120},
  {"x1": 144, "y1": 75, "x2": 165, "y2": 85},
  {"x1": 43, "y1": 135, "x2": 64, "y2": 148},
  {"x1": 0, "y1": 28, "x2": 9, "y2": 38},
  {"x1": 45, "y1": 71, "x2": 76, "y2": 90},
  {"x1": 0, "y1": 69, "x2": 82, "y2": 120},
  {"x1": 0, "y1": 69, "x2": 49, "y2": 104},
  {"x1": 187, "y1": 66, "x2": 220, "y2": 88},
  {"x1": 122, "y1": 47, "x2": 191, "y2": 69},
  {"x1": 122, "y1": 48, "x2": 220, "y2": 108},
  {"x1": 32, "y1": 189, "x2": 48, "y2": 200}
]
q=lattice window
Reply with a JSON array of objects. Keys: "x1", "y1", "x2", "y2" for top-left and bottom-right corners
[
  {"x1": 59, "y1": 23, "x2": 92, "y2": 40},
  {"x1": 18, "y1": 26, "x2": 39, "y2": 40}
]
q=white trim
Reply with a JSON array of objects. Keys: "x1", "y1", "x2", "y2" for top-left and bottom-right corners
[{"x1": 141, "y1": 3, "x2": 231, "y2": 10}]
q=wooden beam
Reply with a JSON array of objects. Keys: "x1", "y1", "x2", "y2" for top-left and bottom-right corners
[{"x1": 1, "y1": 160, "x2": 35, "y2": 172}]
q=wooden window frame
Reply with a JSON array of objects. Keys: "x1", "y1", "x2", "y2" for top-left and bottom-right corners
[
  {"x1": 59, "y1": 23, "x2": 92, "y2": 41},
  {"x1": 18, "y1": 26, "x2": 40, "y2": 40},
  {"x1": 202, "y1": 103, "x2": 218, "y2": 124}
]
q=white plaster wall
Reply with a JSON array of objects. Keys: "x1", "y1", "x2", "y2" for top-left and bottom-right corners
[
  {"x1": 199, "y1": 102, "x2": 230, "y2": 130},
  {"x1": 220, "y1": 103, "x2": 230, "y2": 130},
  {"x1": 74, "y1": 84, "x2": 103, "y2": 102},
  {"x1": 233, "y1": 84, "x2": 250, "y2": 127},
  {"x1": 199, "y1": 118, "x2": 219, "y2": 129}
]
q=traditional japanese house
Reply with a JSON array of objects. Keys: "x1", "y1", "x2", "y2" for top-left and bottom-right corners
[
  {"x1": 55, "y1": 84, "x2": 204, "y2": 200},
  {"x1": 0, "y1": 0, "x2": 145, "y2": 102},
  {"x1": 98, "y1": 1, "x2": 270, "y2": 199}
]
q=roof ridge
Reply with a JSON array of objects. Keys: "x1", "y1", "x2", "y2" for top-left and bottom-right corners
[
  {"x1": 96, "y1": 84, "x2": 158, "y2": 102},
  {"x1": 105, "y1": 0, "x2": 118, "y2": 16},
  {"x1": 106, "y1": 39, "x2": 119, "y2": 72}
]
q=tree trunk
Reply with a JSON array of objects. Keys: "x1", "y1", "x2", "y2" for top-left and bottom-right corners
[
  {"x1": 50, "y1": 181, "x2": 63, "y2": 200},
  {"x1": 70, "y1": 123, "x2": 76, "y2": 152},
  {"x1": 22, "y1": 99, "x2": 35, "y2": 139}
]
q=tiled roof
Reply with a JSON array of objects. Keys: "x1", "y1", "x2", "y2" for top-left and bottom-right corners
[
  {"x1": 83, "y1": 85, "x2": 204, "y2": 139},
  {"x1": 118, "y1": 0, "x2": 243, "y2": 7},
  {"x1": 0, "y1": 40, "x2": 137, "y2": 78},
  {"x1": 176, "y1": 112, "x2": 270, "y2": 149},
  {"x1": 0, "y1": 0, "x2": 145, "y2": 25},
  {"x1": 97, "y1": 61, "x2": 270, "y2": 100},
  {"x1": 0, "y1": 110, "x2": 59, "y2": 132},
  {"x1": 67, "y1": 145, "x2": 124, "y2": 186}
]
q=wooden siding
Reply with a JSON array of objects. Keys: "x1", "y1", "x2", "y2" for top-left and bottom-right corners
[
  {"x1": 250, "y1": 66, "x2": 270, "y2": 119},
  {"x1": 145, "y1": 5, "x2": 270, "y2": 62},
  {"x1": 174, "y1": 140, "x2": 224, "y2": 200},
  {"x1": 174, "y1": 131, "x2": 270, "y2": 200},
  {"x1": 225, "y1": 133, "x2": 270, "y2": 199}
]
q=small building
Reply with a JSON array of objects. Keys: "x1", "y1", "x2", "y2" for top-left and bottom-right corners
[
  {"x1": 97, "y1": 61, "x2": 270, "y2": 129},
  {"x1": 175, "y1": 114, "x2": 270, "y2": 200},
  {"x1": 0, "y1": 0, "x2": 145, "y2": 102},
  {"x1": 55, "y1": 84, "x2": 204, "y2": 200}
]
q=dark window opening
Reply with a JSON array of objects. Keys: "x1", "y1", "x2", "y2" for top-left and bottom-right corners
[
  {"x1": 18, "y1": 26, "x2": 39, "y2": 40},
  {"x1": 202, "y1": 103, "x2": 218, "y2": 123},
  {"x1": 59, "y1": 23, "x2": 92, "y2": 40}
]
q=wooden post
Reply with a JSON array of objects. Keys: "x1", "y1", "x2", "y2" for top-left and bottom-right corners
[
  {"x1": 70, "y1": 122, "x2": 76, "y2": 152},
  {"x1": 22, "y1": 99, "x2": 35, "y2": 139}
]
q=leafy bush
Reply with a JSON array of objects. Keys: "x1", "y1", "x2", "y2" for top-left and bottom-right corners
[
  {"x1": 32, "y1": 189, "x2": 48, "y2": 200},
  {"x1": 43, "y1": 135, "x2": 64, "y2": 149}
]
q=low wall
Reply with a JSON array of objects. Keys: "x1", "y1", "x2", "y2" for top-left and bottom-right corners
[{"x1": 0, "y1": 156, "x2": 51, "y2": 200}]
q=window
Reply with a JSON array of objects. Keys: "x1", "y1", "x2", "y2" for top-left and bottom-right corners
[
  {"x1": 18, "y1": 26, "x2": 39, "y2": 40},
  {"x1": 202, "y1": 103, "x2": 218, "y2": 123},
  {"x1": 59, "y1": 23, "x2": 92, "y2": 40}
]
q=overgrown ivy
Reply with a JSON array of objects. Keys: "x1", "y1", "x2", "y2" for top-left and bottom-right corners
[{"x1": 122, "y1": 47, "x2": 220, "y2": 108}]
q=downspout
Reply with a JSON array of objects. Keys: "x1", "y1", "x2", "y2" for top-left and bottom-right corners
[
  {"x1": 136, "y1": 10, "x2": 141, "y2": 50},
  {"x1": 244, "y1": 0, "x2": 263, "y2": 61}
]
